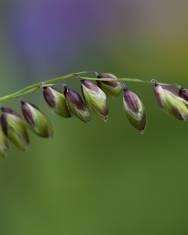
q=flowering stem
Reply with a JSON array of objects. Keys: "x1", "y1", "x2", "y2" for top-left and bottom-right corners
[
  {"x1": 80, "y1": 76, "x2": 169, "y2": 86},
  {"x1": 0, "y1": 71, "x2": 170, "y2": 103},
  {"x1": 0, "y1": 71, "x2": 87, "y2": 103}
]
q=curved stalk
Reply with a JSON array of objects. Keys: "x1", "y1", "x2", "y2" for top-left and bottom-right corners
[{"x1": 0, "y1": 71, "x2": 170, "y2": 103}]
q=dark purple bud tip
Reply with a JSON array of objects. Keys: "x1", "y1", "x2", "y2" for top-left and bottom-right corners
[
  {"x1": 64, "y1": 86, "x2": 91, "y2": 122},
  {"x1": 123, "y1": 86, "x2": 129, "y2": 92},
  {"x1": 123, "y1": 89, "x2": 139, "y2": 113},
  {"x1": 21, "y1": 101, "x2": 34, "y2": 125},
  {"x1": 1, "y1": 106, "x2": 29, "y2": 150},
  {"x1": 64, "y1": 86, "x2": 86, "y2": 110},
  {"x1": 43, "y1": 87, "x2": 55, "y2": 107},
  {"x1": 63, "y1": 85, "x2": 69, "y2": 96},
  {"x1": 179, "y1": 88, "x2": 188, "y2": 102},
  {"x1": 1, "y1": 114, "x2": 8, "y2": 135},
  {"x1": 163, "y1": 86, "x2": 179, "y2": 96},
  {"x1": 1, "y1": 107, "x2": 21, "y2": 118},
  {"x1": 97, "y1": 73, "x2": 116, "y2": 79},
  {"x1": 151, "y1": 79, "x2": 159, "y2": 87},
  {"x1": 21, "y1": 100, "x2": 26, "y2": 106},
  {"x1": 81, "y1": 80, "x2": 98, "y2": 92},
  {"x1": 21, "y1": 101, "x2": 53, "y2": 138},
  {"x1": 96, "y1": 73, "x2": 118, "y2": 87},
  {"x1": 179, "y1": 88, "x2": 184, "y2": 95},
  {"x1": 123, "y1": 89, "x2": 146, "y2": 131},
  {"x1": 1, "y1": 107, "x2": 13, "y2": 114}
]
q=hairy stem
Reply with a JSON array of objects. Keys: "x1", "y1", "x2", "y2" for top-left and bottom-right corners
[{"x1": 0, "y1": 71, "x2": 170, "y2": 103}]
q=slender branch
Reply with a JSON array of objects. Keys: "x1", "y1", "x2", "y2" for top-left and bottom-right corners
[
  {"x1": 0, "y1": 71, "x2": 170, "y2": 103},
  {"x1": 0, "y1": 71, "x2": 87, "y2": 103},
  {"x1": 80, "y1": 76, "x2": 169, "y2": 86}
]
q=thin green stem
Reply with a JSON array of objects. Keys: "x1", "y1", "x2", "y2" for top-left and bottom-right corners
[
  {"x1": 0, "y1": 71, "x2": 170, "y2": 103},
  {"x1": 80, "y1": 76, "x2": 169, "y2": 86},
  {"x1": 0, "y1": 71, "x2": 87, "y2": 103}
]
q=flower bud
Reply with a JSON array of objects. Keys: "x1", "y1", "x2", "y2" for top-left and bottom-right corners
[
  {"x1": 43, "y1": 86, "x2": 71, "y2": 117},
  {"x1": 179, "y1": 88, "x2": 188, "y2": 102},
  {"x1": 123, "y1": 89, "x2": 146, "y2": 131},
  {"x1": 1, "y1": 107, "x2": 29, "y2": 151},
  {"x1": 21, "y1": 101, "x2": 53, "y2": 138},
  {"x1": 154, "y1": 84, "x2": 188, "y2": 120},
  {"x1": 96, "y1": 73, "x2": 122, "y2": 96},
  {"x1": 0, "y1": 126, "x2": 9, "y2": 157},
  {"x1": 81, "y1": 80, "x2": 108, "y2": 120},
  {"x1": 64, "y1": 86, "x2": 91, "y2": 123}
]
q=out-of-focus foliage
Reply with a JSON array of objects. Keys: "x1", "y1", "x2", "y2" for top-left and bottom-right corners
[{"x1": 0, "y1": 0, "x2": 188, "y2": 234}]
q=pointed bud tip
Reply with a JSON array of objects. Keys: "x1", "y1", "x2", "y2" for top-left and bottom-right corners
[
  {"x1": 96, "y1": 73, "x2": 117, "y2": 79},
  {"x1": 21, "y1": 101, "x2": 53, "y2": 138},
  {"x1": 0, "y1": 108, "x2": 29, "y2": 150},
  {"x1": 151, "y1": 79, "x2": 159, "y2": 87},
  {"x1": 1, "y1": 107, "x2": 13, "y2": 113},
  {"x1": 123, "y1": 87, "x2": 129, "y2": 92},
  {"x1": 64, "y1": 85, "x2": 69, "y2": 96},
  {"x1": 96, "y1": 73, "x2": 122, "y2": 96},
  {"x1": 179, "y1": 87, "x2": 188, "y2": 102},
  {"x1": 81, "y1": 80, "x2": 108, "y2": 120},
  {"x1": 123, "y1": 89, "x2": 146, "y2": 131},
  {"x1": 21, "y1": 100, "x2": 26, "y2": 106},
  {"x1": 43, "y1": 86, "x2": 48, "y2": 90},
  {"x1": 154, "y1": 84, "x2": 188, "y2": 120}
]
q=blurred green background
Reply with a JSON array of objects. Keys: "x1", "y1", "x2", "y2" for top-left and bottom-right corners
[{"x1": 0, "y1": 0, "x2": 188, "y2": 234}]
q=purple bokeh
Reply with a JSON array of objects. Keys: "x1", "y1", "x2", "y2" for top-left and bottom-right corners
[{"x1": 9, "y1": 0, "x2": 126, "y2": 70}]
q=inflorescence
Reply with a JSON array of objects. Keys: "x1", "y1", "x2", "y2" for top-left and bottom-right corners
[{"x1": 0, "y1": 71, "x2": 188, "y2": 157}]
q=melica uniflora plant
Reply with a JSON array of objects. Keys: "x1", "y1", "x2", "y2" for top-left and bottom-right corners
[{"x1": 0, "y1": 71, "x2": 188, "y2": 157}]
